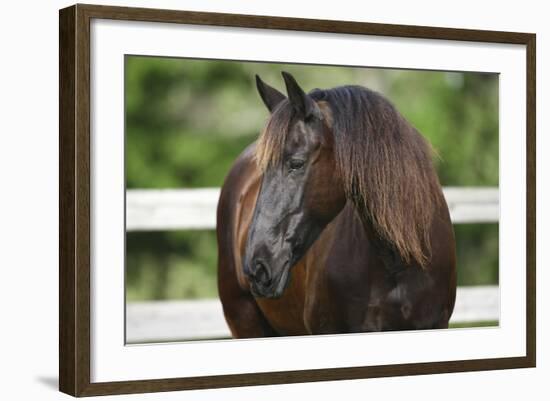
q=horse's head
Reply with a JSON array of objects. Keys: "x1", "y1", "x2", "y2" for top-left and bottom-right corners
[{"x1": 244, "y1": 72, "x2": 346, "y2": 298}]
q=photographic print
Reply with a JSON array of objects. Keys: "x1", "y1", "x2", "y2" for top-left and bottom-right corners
[{"x1": 124, "y1": 57, "x2": 499, "y2": 344}]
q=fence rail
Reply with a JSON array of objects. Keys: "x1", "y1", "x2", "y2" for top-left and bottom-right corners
[
  {"x1": 125, "y1": 187, "x2": 499, "y2": 343},
  {"x1": 126, "y1": 186, "x2": 499, "y2": 231},
  {"x1": 126, "y1": 285, "x2": 499, "y2": 343}
]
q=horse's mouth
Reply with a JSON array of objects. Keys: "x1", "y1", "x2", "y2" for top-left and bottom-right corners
[{"x1": 250, "y1": 262, "x2": 291, "y2": 299}]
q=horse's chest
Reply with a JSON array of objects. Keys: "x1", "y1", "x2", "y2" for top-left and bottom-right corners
[
  {"x1": 254, "y1": 260, "x2": 309, "y2": 336},
  {"x1": 254, "y1": 259, "x2": 348, "y2": 335}
]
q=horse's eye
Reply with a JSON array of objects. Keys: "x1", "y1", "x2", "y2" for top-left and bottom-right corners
[{"x1": 288, "y1": 159, "x2": 305, "y2": 171}]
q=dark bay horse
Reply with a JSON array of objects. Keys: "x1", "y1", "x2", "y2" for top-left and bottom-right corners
[{"x1": 217, "y1": 71, "x2": 456, "y2": 337}]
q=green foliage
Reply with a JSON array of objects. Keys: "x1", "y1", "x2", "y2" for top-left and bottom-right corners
[
  {"x1": 125, "y1": 56, "x2": 499, "y2": 301},
  {"x1": 126, "y1": 231, "x2": 218, "y2": 301}
]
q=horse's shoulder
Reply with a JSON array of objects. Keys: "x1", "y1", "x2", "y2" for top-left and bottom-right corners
[{"x1": 218, "y1": 141, "x2": 262, "y2": 291}]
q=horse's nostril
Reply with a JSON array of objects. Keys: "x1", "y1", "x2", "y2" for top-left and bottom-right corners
[{"x1": 253, "y1": 261, "x2": 271, "y2": 286}]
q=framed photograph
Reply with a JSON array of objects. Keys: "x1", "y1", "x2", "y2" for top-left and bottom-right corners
[{"x1": 59, "y1": 4, "x2": 536, "y2": 397}]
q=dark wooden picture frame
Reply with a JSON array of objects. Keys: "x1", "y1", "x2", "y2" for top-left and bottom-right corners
[{"x1": 59, "y1": 3, "x2": 536, "y2": 397}]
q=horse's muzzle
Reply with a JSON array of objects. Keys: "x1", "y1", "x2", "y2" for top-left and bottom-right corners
[
  {"x1": 246, "y1": 259, "x2": 291, "y2": 299},
  {"x1": 247, "y1": 259, "x2": 272, "y2": 288}
]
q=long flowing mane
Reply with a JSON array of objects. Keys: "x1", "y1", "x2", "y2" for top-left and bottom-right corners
[{"x1": 255, "y1": 85, "x2": 444, "y2": 267}]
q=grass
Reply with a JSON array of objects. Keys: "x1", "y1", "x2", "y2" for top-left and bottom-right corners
[{"x1": 449, "y1": 320, "x2": 498, "y2": 329}]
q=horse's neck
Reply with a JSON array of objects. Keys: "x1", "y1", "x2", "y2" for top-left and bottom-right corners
[{"x1": 352, "y1": 202, "x2": 410, "y2": 275}]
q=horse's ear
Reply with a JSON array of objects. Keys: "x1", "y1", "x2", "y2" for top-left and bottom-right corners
[
  {"x1": 281, "y1": 71, "x2": 320, "y2": 120},
  {"x1": 256, "y1": 75, "x2": 286, "y2": 113}
]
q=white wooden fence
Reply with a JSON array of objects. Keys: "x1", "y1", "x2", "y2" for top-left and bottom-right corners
[
  {"x1": 126, "y1": 187, "x2": 499, "y2": 231},
  {"x1": 126, "y1": 187, "x2": 499, "y2": 343},
  {"x1": 126, "y1": 286, "x2": 500, "y2": 343}
]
